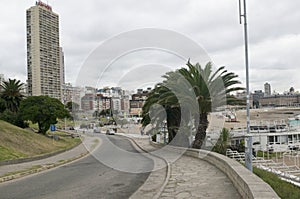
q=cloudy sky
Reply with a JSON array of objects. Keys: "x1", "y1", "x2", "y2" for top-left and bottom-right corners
[{"x1": 1, "y1": 0, "x2": 299, "y2": 93}]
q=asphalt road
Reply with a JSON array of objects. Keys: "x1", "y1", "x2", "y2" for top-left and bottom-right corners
[{"x1": 0, "y1": 135, "x2": 153, "y2": 199}]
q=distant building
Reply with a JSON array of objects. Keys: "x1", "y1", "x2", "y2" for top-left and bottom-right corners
[
  {"x1": 0, "y1": 74, "x2": 5, "y2": 92},
  {"x1": 61, "y1": 83, "x2": 82, "y2": 106},
  {"x1": 121, "y1": 95, "x2": 130, "y2": 116},
  {"x1": 81, "y1": 93, "x2": 95, "y2": 112},
  {"x1": 264, "y1": 82, "x2": 271, "y2": 96},
  {"x1": 252, "y1": 90, "x2": 264, "y2": 108},
  {"x1": 130, "y1": 88, "x2": 151, "y2": 116},
  {"x1": 95, "y1": 94, "x2": 111, "y2": 112},
  {"x1": 259, "y1": 94, "x2": 300, "y2": 107},
  {"x1": 129, "y1": 100, "x2": 144, "y2": 116},
  {"x1": 111, "y1": 97, "x2": 121, "y2": 113},
  {"x1": 79, "y1": 87, "x2": 135, "y2": 115},
  {"x1": 26, "y1": 1, "x2": 63, "y2": 100},
  {"x1": 59, "y1": 47, "x2": 65, "y2": 86}
]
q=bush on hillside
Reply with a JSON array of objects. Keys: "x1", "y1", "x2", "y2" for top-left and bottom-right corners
[{"x1": 0, "y1": 110, "x2": 28, "y2": 128}]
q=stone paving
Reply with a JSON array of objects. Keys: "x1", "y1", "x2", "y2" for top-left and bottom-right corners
[
  {"x1": 160, "y1": 155, "x2": 240, "y2": 199},
  {"x1": 121, "y1": 133, "x2": 241, "y2": 199}
]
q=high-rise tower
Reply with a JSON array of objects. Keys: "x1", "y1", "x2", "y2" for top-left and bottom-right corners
[
  {"x1": 264, "y1": 82, "x2": 271, "y2": 96},
  {"x1": 26, "y1": 1, "x2": 62, "y2": 99}
]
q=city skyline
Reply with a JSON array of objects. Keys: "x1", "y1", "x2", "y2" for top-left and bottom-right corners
[{"x1": 1, "y1": 0, "x2": 300, "y2": 92}]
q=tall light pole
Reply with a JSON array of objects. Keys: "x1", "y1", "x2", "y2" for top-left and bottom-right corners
[{"x1": 239, "y1": 0, "x2": 252, "y2": 172}]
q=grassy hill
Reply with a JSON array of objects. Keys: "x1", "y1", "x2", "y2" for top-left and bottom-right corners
[{"x1": 0, "y1": 120, "x2": 80, "y2": 161}]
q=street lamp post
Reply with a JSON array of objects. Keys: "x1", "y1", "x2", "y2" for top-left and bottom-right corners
[
  {"x1": 163, "y1": 120, "x2": 167, "y2": 144},
  {"x1": 239, "y1": 0, "x2": 252, "y2": 172}
]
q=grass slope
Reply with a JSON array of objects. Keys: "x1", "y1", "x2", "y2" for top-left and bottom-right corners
[
  {"x1": 253, "y1": 167, "x2": 300, "y2": 199},
  {"x1": 0, "y1": 120, "x2": 80, "y2": 161}
]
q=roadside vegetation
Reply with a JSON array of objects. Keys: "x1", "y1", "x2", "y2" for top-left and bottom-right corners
[
  {"x1": 211, "y1": 128, "x2": 300, "y2": 198},
  {"x1": 253, "y1": 166, "x2": 300, "y2": 199},
  {"x1": 141, "y1": 61, "x2": 244, "y2": 148},
  {"x1": 255, "y1": 150, "x2": 284, "y2": 159},
  {"x1": 0, "y1": 120, "x2": 81, "y2": 162},
  {"x1": 212, "y1": 128, "x2": 231, "y2": 155},
  {"x1": 0, "y1": 78, "x2": 80, "y2": 162},
  {"x1": 0, "y1": 78, "x2": 71, "y2": 133},
  {"x1": 20, "y1": 96, "x2": 70, "y2": 134}
]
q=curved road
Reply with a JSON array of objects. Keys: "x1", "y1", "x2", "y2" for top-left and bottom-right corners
[{"x1": 0, "y1": 135, "x2": 153, "y2": 199}]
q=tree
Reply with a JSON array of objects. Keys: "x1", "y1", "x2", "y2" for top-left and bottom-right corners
[
  {"x1": 0, "y1": 98, "x2": 6, "y2": 113},
  {"x1": 142, "y1": 61, "x2": 243, "y2": 149},
  {"x1": 142, "y1": 83, "x2": 184, "y2": 145},
  {"x1": 212, "y1": 128, "x2": 231, "y2": 155},
  {"x1": 20, "y1": 96, "x2": 70, "y2": 134},
  {"x1": 66, "y1": 101, "x2": 79, "y2": 112},
  {"x1": 0, "y1": 109, "x2": 28, "y2": 128},
  {"x1": 99, "y1": 109, "x2": 111, "y2": 117},
  {"x1": 178, "y1": 61, "x2": 243, "y2": 149},
  {"x1": 0, "y1": 79, "x2": 24, "y2": 113}
]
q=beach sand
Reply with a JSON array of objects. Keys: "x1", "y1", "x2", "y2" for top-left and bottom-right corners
[{"x1": 223, "y1": 107, "x2": 300, "y2": 129}]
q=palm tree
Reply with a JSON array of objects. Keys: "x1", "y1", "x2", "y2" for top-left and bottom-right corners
[
  {"x1": 178, "y1": 61, "x2": 243, "y2": 148},
  {"x1": 0, "y1": 79, "x2": 24, "y2": 113},
  {"x1": 142, "y1": 61, "x2": 243, "y2": 149},
  {"x1": 142, "y1": 83, "x2": 182, "y2": 144}
]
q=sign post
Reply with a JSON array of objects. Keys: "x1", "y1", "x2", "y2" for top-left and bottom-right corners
[{"x1": 50, "y1": 124, "x2": 56, "y2": 132}]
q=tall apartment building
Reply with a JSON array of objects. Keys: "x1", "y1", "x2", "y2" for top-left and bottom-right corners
[
  {"x1": 26, "y1": 1, "x2": 62, "y2": 100},
  {"x1": 264, "y1": 82, "x2": 271, "y2": 96},
  {"x1": 59, "y1": 47, "x2": 65, "y2": 86}
]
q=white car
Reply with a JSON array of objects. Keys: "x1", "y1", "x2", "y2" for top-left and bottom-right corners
[{"x1": 106, "y1": 129, "x2": 115, "y2": 135}]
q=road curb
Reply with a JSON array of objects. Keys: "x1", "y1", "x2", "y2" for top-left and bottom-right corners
[
  {"x1": 116, "y1": 133, "x2": 170, "y2": 199},
  {"x1": 0, "y1": 136, "x2": 83, "y2": 166},
  {"x1": 0, "y1": 136, "x2": 101, "y2": 184},
  {"x1": 0, "y1": 151, "x2": 88, "y2": 183}
]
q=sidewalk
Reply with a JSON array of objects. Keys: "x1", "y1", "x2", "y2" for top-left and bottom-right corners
[
  {"x1": 120, "y1": 133, "x2": 241, "y2": 199},
  {"x1": 0, "y1": 135, "x2": 100, "y2": 182}
]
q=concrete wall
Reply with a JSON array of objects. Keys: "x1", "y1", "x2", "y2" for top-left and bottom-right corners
[
  {"x1": 150, "y1": 142, "x2": 279, "y2": 199},
  {"x1": 184, "y1": 149, "x2": 279, "y2": 199}
]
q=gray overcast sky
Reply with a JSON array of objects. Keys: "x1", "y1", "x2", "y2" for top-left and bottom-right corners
[{"x1": 1, "y1": 0, "x2": 300, "y2": 93}]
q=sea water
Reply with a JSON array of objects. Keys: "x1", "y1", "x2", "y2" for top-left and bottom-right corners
[{"x1": 288, "y1": 119, "x2": 300, "y2": 128}]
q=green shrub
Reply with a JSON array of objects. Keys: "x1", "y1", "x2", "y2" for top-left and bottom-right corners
[
  {"x1": 0, "y1": 110, "x2": 28, "y2": 128},
  {"x1": 253, "y1": 167, "x2": 300, "y2": 199}
]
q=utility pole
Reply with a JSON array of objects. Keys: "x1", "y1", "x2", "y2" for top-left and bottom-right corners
[{"x1": 239, "y1": 0, "x2": 252, "y2": 172}]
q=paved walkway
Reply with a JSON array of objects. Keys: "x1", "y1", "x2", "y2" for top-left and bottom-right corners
[
  {"x1": 120, "y1": 132, "x2": 241, "y2": 199},
  {"x1": 0, "y1": 135, "x2": 100, "y2": 179},
  {"x1": 160, "y1": 155, "x2": 240, "y2": 199}
]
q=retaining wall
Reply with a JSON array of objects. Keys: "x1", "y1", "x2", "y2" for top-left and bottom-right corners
[{"x1": 150, "y1": 142, "x2": 279, "y2": 199}]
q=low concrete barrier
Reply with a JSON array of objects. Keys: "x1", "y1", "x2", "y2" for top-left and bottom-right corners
[
  {"x1": 185, "y1": 149, "x2": 279, "y2": 199},
  {"x1": 150, "y1": 141, "x2": 279, "y2": 199}
]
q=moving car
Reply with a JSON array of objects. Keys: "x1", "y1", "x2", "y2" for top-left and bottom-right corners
[{"x1": 106, "y1": 129, "x2": 115, "y2": 135}]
